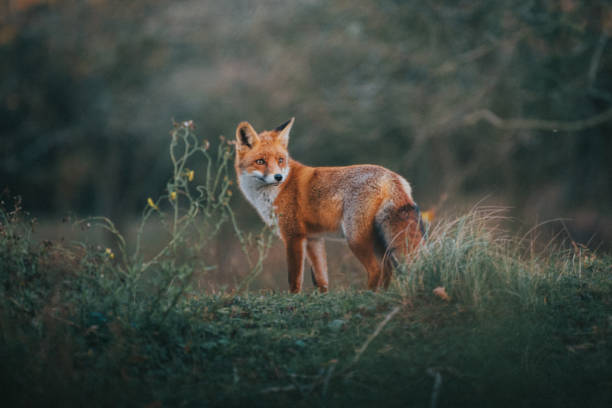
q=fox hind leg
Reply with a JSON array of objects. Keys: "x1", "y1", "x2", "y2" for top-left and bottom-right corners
[
  {"x1": 381, "y1": 254, "x2": 398, "y2": 289},
  {"x1": 345, "y1": 230, "x2": 385, "y2": 290}
]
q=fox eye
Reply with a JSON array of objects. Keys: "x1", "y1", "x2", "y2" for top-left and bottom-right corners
[
  {"x1": 278, "y1": 158, "x2": 284, "y2": 164},
  {"x1": 255, "y1": 159, "x2": 265, "y2": 165}
]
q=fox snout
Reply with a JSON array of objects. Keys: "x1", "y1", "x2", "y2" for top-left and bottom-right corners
[
  {"x1": 249, "y1": 170, "x2": 286, "y2": 185},
  {"x1": 263, "y1": 171, "x2": 285, "y2": 185}
]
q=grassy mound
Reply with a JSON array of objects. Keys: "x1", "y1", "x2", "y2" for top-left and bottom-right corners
[{"x1": 1, "y1": 200, "x2": 610, "y2": 407}]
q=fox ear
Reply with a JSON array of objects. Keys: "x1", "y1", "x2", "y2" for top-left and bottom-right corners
[
  {"x1": 236, "y1": 121, "x2": 259, "y2": 150},
  {"x1": 274, "y1": 117, "x2": 294, "y2": 148}
]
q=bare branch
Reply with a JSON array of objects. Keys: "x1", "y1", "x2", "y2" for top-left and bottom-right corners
[{"x1": 463, "y1": 106, "x2": 612, "y2": 132}]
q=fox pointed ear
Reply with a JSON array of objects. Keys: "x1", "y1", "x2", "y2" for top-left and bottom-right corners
[
  {"x1": 274, "y1": 117, "x2": 295, "y2": 148},
  {"x1": 236, "y1": 121, "x2": 259, "y2": 150}
]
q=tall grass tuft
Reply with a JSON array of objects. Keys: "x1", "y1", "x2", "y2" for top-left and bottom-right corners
[{"x1": 395, "y1": 207, "x2": 603, "y2": 311}]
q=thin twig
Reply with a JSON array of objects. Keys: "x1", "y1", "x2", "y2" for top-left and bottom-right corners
[
  {"x1": 260, "y1": 385, "x2": 298, "y2": 394},
  {"x1": 426, "y1": 368, "x2": 443, "y2": 408},
  {"x1": 588, "y1": 32, "x2": 608, "y2": 88},
  {"x1": 352, "y1": 305, "x2": 401, "y2": 365},
  {"x1": 322, "y1": 362, "x2": 336, "y2": 397}
]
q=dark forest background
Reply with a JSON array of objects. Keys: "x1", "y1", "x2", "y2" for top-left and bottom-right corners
[{"x1": 1, "y1": 0, "x2": 611, "y2": 249}]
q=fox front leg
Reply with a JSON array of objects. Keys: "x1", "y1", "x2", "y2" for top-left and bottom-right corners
[
  {"x1": 286, "y1": 237, "x2": 306, "y2": 293},
  {"x1": 306, "y1": 238, "x2": 329, "y2": 293}
]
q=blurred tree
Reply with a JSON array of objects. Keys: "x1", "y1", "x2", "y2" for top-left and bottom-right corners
[{"x1": 0, "y1": 0, "x2": 610, "y2": 246}]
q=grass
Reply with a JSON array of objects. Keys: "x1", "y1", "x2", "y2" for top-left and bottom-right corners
[{"x1": 1, "y1": 123, "x2": 611, "y2": 407}]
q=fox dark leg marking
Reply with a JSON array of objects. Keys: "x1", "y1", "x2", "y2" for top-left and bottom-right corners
[{"x1": 374, "y1": 221, "x2": 398, "y2": 289}]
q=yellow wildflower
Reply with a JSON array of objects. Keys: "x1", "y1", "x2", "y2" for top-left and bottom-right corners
[
  {"x1": 227, "y1": 190, "x2": 232, "y2": 196},
  {"x1": 147, "y1": 197, "x2": 159, "y2": 210},
  {"x1": 170, "y1": 191, "x2": 177, "y2": 201},
  {"x1": 105, "y1": 248, "x2": 115, "y2": 259},
  {"x1": 186, "y1": 170, "x2": 195, "y2": 182}
]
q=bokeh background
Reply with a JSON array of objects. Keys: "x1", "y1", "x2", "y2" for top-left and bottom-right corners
[{"x1": 2, "y1": 0, "x2": 611, "y2": 284}]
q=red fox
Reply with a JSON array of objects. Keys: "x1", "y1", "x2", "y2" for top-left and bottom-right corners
[{"x1": 235, "y1": 118, "x2": 424, "y2": 293}]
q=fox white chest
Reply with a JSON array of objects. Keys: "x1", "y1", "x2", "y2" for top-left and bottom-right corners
[{"x1": 238, "y1": 173, "x2": 280, "y2": 226}]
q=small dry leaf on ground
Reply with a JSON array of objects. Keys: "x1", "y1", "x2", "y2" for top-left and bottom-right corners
[{"x1": 433, "y1": 286, "x2": 450, "y2": 301}]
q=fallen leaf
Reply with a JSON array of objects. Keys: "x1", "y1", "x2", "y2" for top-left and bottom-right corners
[{"x1": 433, "y1": 287, "x2": 450, "y2": 301}]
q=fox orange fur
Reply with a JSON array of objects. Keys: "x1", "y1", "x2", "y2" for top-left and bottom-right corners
[{"x1": 235, "y1": 118, "x2": 423, "y2": 293}]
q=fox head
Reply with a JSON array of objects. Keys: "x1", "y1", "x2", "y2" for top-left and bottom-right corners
[{"x1": 235, "y1": 118, "x2": 294, "y2": 186}]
